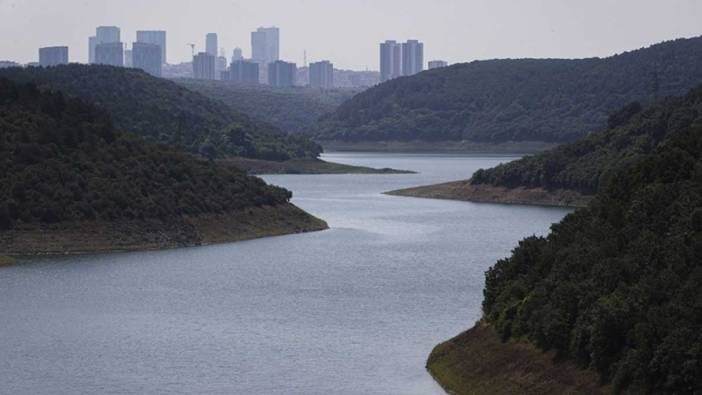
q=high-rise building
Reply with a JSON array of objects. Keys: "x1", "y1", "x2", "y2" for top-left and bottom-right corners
[
  {"x1": 229, "y1": 60, "x2": 259, "y2": 83},
  {"x1": 251, "y1": 27, "x2": 279, "y2": 83},
  {"x1": 88, "y1": 36, "x2": 97, "y2": 63},
  {"x1": 216, "y1": 55, "x2": 227, "y2": 80},
  {"x1": 401, "y1": 40, "x2": 423, "y2": 76},
  {"x1": 267, "y1": 60, "x2": 296, "y2": 87},
  {"x1": 251, "y1": 27, "x2": 279, "y2": 64},
  {"x1": 136, "y1": 30, "x2": 167, "y2": 64},
  {"x1": 428, "y1": 60, "x2": 448, "y2": 69},
  {"x1": 132, "y1": 42, "x2": 162, "y2": 77},
  {"x1": 124, "y1": 49, "x2": 133, "y2": 67},
  {"x1": 232, "y1": 47, "x2": 243, "y2": 61},
  {"x1": 95, "y1": 42, "x2": 124, "y2": 66},
  {"x1": 96, "y1": 26, "x2": 120, "y2": 44},
  {"x1": 91, "y1": 26, "x2": 121, "y2": 66},
  {"x1": 309, "y1": 60, "x2": 334, "y2": 89},
  {"x1": 39, "y1": 46, "x2": 68, "y2": 67},
  {"x1": 206, "y1": 33, "x2": 218, "y2": 57},
  {"x1": 193, "y1": 52, "x2": 215, "y2": 80},
  {"x1": 380, "y1": 40, "x2": 402, "y2": 82}
]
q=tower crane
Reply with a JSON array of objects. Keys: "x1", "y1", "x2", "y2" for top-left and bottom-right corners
[{"x1": 187, "y1": 43, "x2": 196, "y2": 57}]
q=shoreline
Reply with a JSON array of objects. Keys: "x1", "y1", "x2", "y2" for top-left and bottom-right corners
[
  {"x1": 1, "y1": 203, "x2": 327, "y2": 259},
  {"x1": 320, "y1": 140, "x2": 558, "y2": 155},
  {"x1": 221, "y1": 157, "x2": 414, "y2": 175},
  {"x1": 386, "y1": 180, "x2": 592, "y2": 209},
  {"x1": 427, "y1": 323, "x2": 609, "y2": 395}
]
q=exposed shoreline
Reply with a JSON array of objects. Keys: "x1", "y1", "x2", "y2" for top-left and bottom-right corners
[
  {"x1": 1, "y1": 203, "x2": 328, "y2": 258},
  {"x1": 386, "y1": 180, "x2": 592, "y2": 208},
  {"x1": 221, "y1": 157, "x2": 414, "y2": 175},
  {"x1": 427, "y1": 323, "x2": 609, "y2": 395},
  {"x1": 320, "y1": 140, "x2": 558, "y2": 154}
]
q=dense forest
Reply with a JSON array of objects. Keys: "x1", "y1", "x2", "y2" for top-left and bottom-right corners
[
  {"x1": 470, "y1": 96, "x2": 685, "y2": 194},
  {"x1": 481, "y1": 86, "x2": 702, "y2": 392},
  {"x1": 0, "y1": 65, "x2": 321, "y2": 160},
  {"x1": 177, "y1": 79, "x2": 360, "y2": 134},
  {"x1": 0, "y1": 78, "x2": 293, "y2": 229},
  {"x1": 316, "y1": 36, "x2": 702, "y2": 144}
]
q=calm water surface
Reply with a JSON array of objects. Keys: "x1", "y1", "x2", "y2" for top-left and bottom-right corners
[{"x1": 0, "y1": 152, "x2": 570, "y2": 395}]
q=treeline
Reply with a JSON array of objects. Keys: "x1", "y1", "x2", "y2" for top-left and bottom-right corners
[
  {"x1": 481, "y1": 86, "x2": 702, "y2": 392},
  {"x1": 177, "y1": 79, "x2": 360, "y2": 134},
  {"x1": 0, "y1": 65, "x2": 322, "y2": 161},
  {"x1": 316, "y1": 36, "x2": 702, "y2": 144},
  {"x1": 0, "y1": 78, "x2": 292, "y2": 229}
]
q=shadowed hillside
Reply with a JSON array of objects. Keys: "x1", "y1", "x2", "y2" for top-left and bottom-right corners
[
  {"x1": 0, "y1": 79, "x2": 327, "y2": 255},
  {"x1": 317, "y1": 36, "x2": 702, "y2": 145},
  {"x1": 176, "y1": 79, "x2": 360, "y2": 134},
  {"x1": 430, "y1": 86, "x2": 702, "y2": 393},
  {"x1": 0, "y1": 64, "x2": 322, "y2": 160}
]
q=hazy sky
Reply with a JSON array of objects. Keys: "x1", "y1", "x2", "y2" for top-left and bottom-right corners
[{"x1": 1, "y1": 0, "x2": 701, "y2": 70}]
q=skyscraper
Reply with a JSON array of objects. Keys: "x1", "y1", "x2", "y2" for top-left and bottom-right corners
[
  {"x1": 380, "y1": 40, "x2": 402, "y2": 82},
  {"x1": 132, "y1": 42, "x2": 162, "y2": 77},
  {"x1": 251, "y1": 27, "x2": 279, "y2": 64},
  {"x1": 232, "y1": 47, "x2": 243, "y2": 61},
  {"x1": 251, "y1": 27, "x2": 280, "y2": 82},
  {"x1": 428, "y1": 60, "x2": 448, "y2": 69},
  {"x1": 401, "y1": 40, "x2": 424, "y2": 76},
  {"x1": 206, "y1": 33, "x2": 218, "y2": 57},
  {"x1": 267, "y1": 60, "x2": 296, "y2": 87},
  {"x1": 96, "y1": 26, "x2": 120, "y2": 44},
  {"x1": 230, "y1": 60, "x2": 259, "y2": 84},
  {"x1": 309, "y1": 60, "x2": 334, "y2": 89},
  {"x1": 88, "y1": 36, "x2": 97, "y2": 63},
  {"x1": 91, "y1": 26, "x2": 121, "y2": 66},
  {"x1": 193, "y1": 52, "x2": 215, "y2": 80},
  {"x1": 39, "y1": 46, "x2": 69, "y2": 67},
  {"x1": 136, "y1": 30, "x2": 167, "y2": 64},
  {"x1": 95, "y1": 42, "x2": 124, "y2": 66}
]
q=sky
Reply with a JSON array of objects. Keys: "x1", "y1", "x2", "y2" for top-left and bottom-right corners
[{"x1": 1, "y1": 0, "x2": 701, "y2": 70}]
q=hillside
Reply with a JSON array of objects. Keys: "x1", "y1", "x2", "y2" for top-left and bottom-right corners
[
  {"x1": 471, "y1": 88, "x2": 702, "y2": 195},
  {"x1": 391, "y1": 86, "x2": 702, "y2": 208},
  {"x1": 0, "y1": 65, "x2": 321, "y2": 160},
  {"x1": 316, "y1": 36, "x2": 702, "y2": 145},
  {"x1": 0, "y1": 79, "x2": 327, "y2": 255},
  {"x1": 176, "y1": 79, "x2": 360, "y2": 134},
  {"x1": 430, "y1": 87, "x2": 702, "y2": 393}
]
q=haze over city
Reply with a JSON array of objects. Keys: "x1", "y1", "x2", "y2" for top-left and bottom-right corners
[{"x1": 1, "y1": 0, "x2": 701, "y2": 69}]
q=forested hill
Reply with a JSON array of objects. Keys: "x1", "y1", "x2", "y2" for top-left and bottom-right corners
[
  {"x1": 471, "y1": 87, "x2": 702, "y2": 195},
  {"x1": 480, "y1": 85, "x2": 702, "y2": 392},
  {"x1": 0, "y1": 65, "x2": 321, "y2": 160},
  {"x1": 0, "y1": 78, "x2": 294, "y2": 229},
  {"x1": 177, "y1": 79, "x2": 360, "y2": 134},
  {"x1": 316, "y1": 36, "x2": 702, "y2": 144}
]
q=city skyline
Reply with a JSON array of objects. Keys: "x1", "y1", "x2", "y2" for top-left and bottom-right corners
[{"x1": 2, "y1": 0, "x2": 701, "y2": 70}]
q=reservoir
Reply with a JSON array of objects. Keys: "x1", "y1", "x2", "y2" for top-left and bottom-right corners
[{"x1": 0, "y1": 153, "x2": 570, "y2": 395}]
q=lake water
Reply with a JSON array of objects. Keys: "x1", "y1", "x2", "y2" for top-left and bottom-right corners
[{"x1": 0, "y1": 152, "x2": 570, "y2": 395}]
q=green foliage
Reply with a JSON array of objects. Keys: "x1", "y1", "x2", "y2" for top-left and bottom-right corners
[
  {"x1": 177, "y1": 79, "x2": 360, "y2": 134},
  {"x1": 472, "y1": 87, "x2": 701, "y2": 194},
  {"x1": 0, "y1": 64, "x2": 322, "y2": 160},
  {"x1": 316, "y1": 36, "x2": 702, "y2": 144},
  {"x1": 0, "y1": 78, "x2": 293, "y2": 228},
  {"x1": 481, "y1": 86, "x2": 702, "y2": 392}
]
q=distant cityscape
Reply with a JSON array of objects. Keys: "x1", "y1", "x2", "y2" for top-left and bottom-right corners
[{"x1": 2, "y1": 25, "x2": 450, "y2": 89}]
